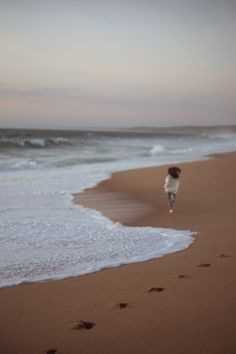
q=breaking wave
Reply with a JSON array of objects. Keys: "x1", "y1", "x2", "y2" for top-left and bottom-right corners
[
  {"x1": 0, "y1": 136, "x2": 69, "y2": 149},
  {"x1": 149, "y1": 144, "x2": 166, "y2": 155}
]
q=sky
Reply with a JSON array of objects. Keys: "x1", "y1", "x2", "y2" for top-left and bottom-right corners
[{"x1": 0, "y1": 0, "x2": 236, "y2": 129}]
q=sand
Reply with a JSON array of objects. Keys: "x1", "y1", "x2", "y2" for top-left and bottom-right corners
[{"x1": 0, "y1": 152, "x2": 235, "y2": 354}]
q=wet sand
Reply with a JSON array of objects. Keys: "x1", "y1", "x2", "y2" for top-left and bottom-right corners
[{"x1": 0, "y1": 152, "x2": 235, "y2": 354}]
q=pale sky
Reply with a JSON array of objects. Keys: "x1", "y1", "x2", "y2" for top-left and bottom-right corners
[{"x1": 0, "y1": 0, "x2": 236, "y2": 129}]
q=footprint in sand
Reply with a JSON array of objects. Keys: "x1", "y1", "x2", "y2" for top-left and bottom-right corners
[
  {"x1": 178, "y1": 274, "x2": 190, "y2": 279},
  {"x1": 198, "y1": 263, "x2": 211, "y2": 267},
  {"x1": 115, "y1": 303, "x2": 131, "y2": 309},
  {"x1": 46, "y1": 349, "x2": 57, "y2": 354},
  {"x1": 147, "y1": 287, "x2": 165, "y2": 293},
  {"x1": 220, "y1": 254, "x2": 231, "y2": 258},
  {"x1": 70, "y1": 320, "x2": 95, "y2": 330}
]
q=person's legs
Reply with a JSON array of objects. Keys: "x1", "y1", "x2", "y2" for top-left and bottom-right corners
[
  {"x1": 172, "y1": 193, "x2": 176, "y2": 204},
  {"x1": 167, "y1": 192, "x2": 173, "y2": 210},
  {"x1": 167, "y1": 193, "x2": 176, "y2": 212}
]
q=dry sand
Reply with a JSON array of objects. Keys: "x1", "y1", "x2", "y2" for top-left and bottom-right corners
[{"x1": 0, "y1": 152, "x2": 235, "y2": 354}]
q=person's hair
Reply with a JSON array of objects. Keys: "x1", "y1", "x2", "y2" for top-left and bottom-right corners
[{"x1": 168, "y1": 166, "x2": 181, "y2": 179}]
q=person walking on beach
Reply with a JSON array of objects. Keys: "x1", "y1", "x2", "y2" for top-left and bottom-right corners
[{"x1": 163, "y1": 166, "x2": 181, "y2": 213}]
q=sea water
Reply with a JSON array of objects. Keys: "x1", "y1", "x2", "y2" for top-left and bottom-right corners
[{"x1": 0, "y1": 126, "x2": 236, "y2": 288}]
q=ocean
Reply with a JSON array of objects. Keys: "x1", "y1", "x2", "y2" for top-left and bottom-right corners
[{"x1": 0, "y1": 126, "x2": 236, "y2": 288}]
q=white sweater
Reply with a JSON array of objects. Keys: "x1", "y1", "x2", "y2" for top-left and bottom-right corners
[{"x1": 164, "y1": 175, "x2": 180, "y2": 194}]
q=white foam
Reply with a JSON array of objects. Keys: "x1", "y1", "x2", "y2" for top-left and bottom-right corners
[
  {"x1": 50, "y1": 137, "x2": 69, "y2": 144},
  {"x1": 150, "y1": 144, "x2": 166, "y2": 155},
  {"x1": 12, "y1": 159, "x2": 38, "y2": 170},
  {"x1": 28, "y1": 138, "x2": 46, "y2": 147}
]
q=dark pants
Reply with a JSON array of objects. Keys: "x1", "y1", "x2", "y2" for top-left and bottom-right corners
[{"x1": 167, "y1": 192, "x2": 176, "y2": 209}]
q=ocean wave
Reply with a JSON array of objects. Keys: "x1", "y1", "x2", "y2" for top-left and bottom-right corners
[
  {"x1": 171, "y1": 147, "x2": 194, "y2": 154},
  {"x1": 0, "y1": 138, "x2": 26, "y2": 148},
  {"x1": 12, "y1": 159, "x2": 39, "y2": 170},
  {"x1": 25, "y1": 138, "x2": 46, "y2": 147},
  {"x1": 0, "y1": 136, "x2": 70, "y2": 149},
  {"x1": 200, "y1": 131, "x2": 236, "y2": 140},
  {"x1": 149, "y1": 144, "x2": 166, "y2": 155},
  {"x1": 49, "y1": 137, "x2": 69, "y2": 144},
  {"x1": 149, "y1": 144, "x2": 193, "y2": 155}
]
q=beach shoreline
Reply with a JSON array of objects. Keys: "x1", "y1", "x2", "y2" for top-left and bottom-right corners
[{"x1": 0, "y1": 151, "x2": 235, "y2": 354}]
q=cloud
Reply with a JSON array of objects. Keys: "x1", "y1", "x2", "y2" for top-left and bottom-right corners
[
  {"x1": 0, "y1": 85, "x2": 225, "y2": 121},
  {"x1": 0, "y1": 87, "x2": 85, "y2": 101}
]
